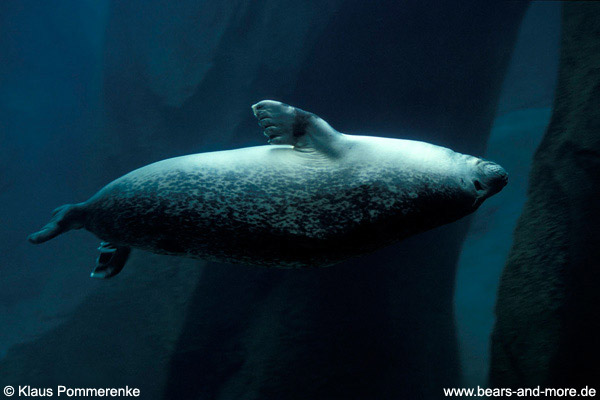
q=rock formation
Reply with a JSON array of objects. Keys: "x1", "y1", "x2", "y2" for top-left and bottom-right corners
[{"x1": 491, "y1": 2, "x2": 600, "y2": 388}]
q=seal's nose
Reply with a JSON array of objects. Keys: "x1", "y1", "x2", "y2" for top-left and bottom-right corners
[
  {"x1": 481, "y1": 161, "x2": 508, "y2": 195},
  {"x1": 484, "y1": 162, "x2": 508, "y2": 186}
]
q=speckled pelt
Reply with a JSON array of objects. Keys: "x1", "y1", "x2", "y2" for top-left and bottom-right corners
[{"x1": 28, "y1": 100, "x2": 508, "y2": 277}]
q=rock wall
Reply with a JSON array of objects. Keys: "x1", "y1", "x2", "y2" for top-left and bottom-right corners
[
  {"x1": 0, "y1": 255, "x2": 202, "y2": 399},
  {"x1": 491, "y1": 2, "x2": 600, "y2": 388}
]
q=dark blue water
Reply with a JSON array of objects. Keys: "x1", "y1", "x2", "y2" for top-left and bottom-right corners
[{"x1": 0, "y1": 1, "x2": 561, "y2": 398}]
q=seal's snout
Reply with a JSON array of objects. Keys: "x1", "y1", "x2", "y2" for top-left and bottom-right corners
[
  {"x1": 475, "y1": 161, "x2": 507, "y2": 199},
  {"x1": 483, "y1": 162, "x2": 508, "y2": 188}
]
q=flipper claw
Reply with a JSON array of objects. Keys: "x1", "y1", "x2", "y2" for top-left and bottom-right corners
[{"x1": 97, "y1": 242, "x2": 117, "y2": 253}]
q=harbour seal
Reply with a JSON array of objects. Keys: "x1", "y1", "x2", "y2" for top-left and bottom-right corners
[{"x1": 28, "y1": 100, "x2": 507, "y2": 278}]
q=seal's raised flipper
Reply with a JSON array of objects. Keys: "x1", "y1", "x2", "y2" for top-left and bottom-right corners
[
  {"x1": 251, "y1": 100, "x2": 344, "y2": 155},
  {"x1": 90, "y1": 242, "x2": 131, "y2": 279},
  {"x1": 28, "y1": 203, "x2": 85, "y2": 244}
]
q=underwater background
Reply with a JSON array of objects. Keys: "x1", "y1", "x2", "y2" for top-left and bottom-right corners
[{"x1": 0, "y1": 1, "x2": 598, "y2": 399}]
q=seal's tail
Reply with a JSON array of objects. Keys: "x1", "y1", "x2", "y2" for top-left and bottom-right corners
[{"x1": 28, "y1": 203, "x2": 85, "y2": 244}]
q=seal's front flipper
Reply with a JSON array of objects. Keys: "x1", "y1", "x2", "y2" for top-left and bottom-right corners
[
  {"x1": 251, "y1": 100, "x2": 344, "y2": 155},
  {"x1": 90, "y1": 242, "x2": 131, "y2": 279}
]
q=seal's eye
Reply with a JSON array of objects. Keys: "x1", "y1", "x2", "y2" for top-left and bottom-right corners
[{"x1": 473, "y1": 180, "x2": 484, "y2": 191}]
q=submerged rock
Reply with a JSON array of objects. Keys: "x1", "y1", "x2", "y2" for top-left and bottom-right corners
[{"x1": 491, "y1": 2, "x2": 600, "y2": 387}]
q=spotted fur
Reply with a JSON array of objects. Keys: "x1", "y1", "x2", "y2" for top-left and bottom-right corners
[
  {"x1": 29, "y1": 100, "x2": 507, "y2": 272},
  {"x1": 82, "y1": 151, "x2": 472, "y2": 268}
]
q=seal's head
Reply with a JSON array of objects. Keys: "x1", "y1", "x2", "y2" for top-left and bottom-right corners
[{"x1": 470, "y1": 158, "x2": 508, "y2": 206}]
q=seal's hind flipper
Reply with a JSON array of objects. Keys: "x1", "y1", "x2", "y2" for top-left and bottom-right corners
[
  {"x1": 28, "y1": 204, "x2": 84, "y2": 244},
  {"x1": 251, "y1": 100, "x2": 344, "y2": 155},
  {"x1": 90, "y1": 242, "x2": 131, "y2": 279}
]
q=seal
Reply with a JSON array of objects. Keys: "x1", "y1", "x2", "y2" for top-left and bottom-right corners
[{"x1": 28, "y1": 100, "x2": 508, "y2": 278}]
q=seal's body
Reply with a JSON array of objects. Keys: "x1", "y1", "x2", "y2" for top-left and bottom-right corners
[{"x1": 29, "y1": 101, "x2": 507, "y2": 278}]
